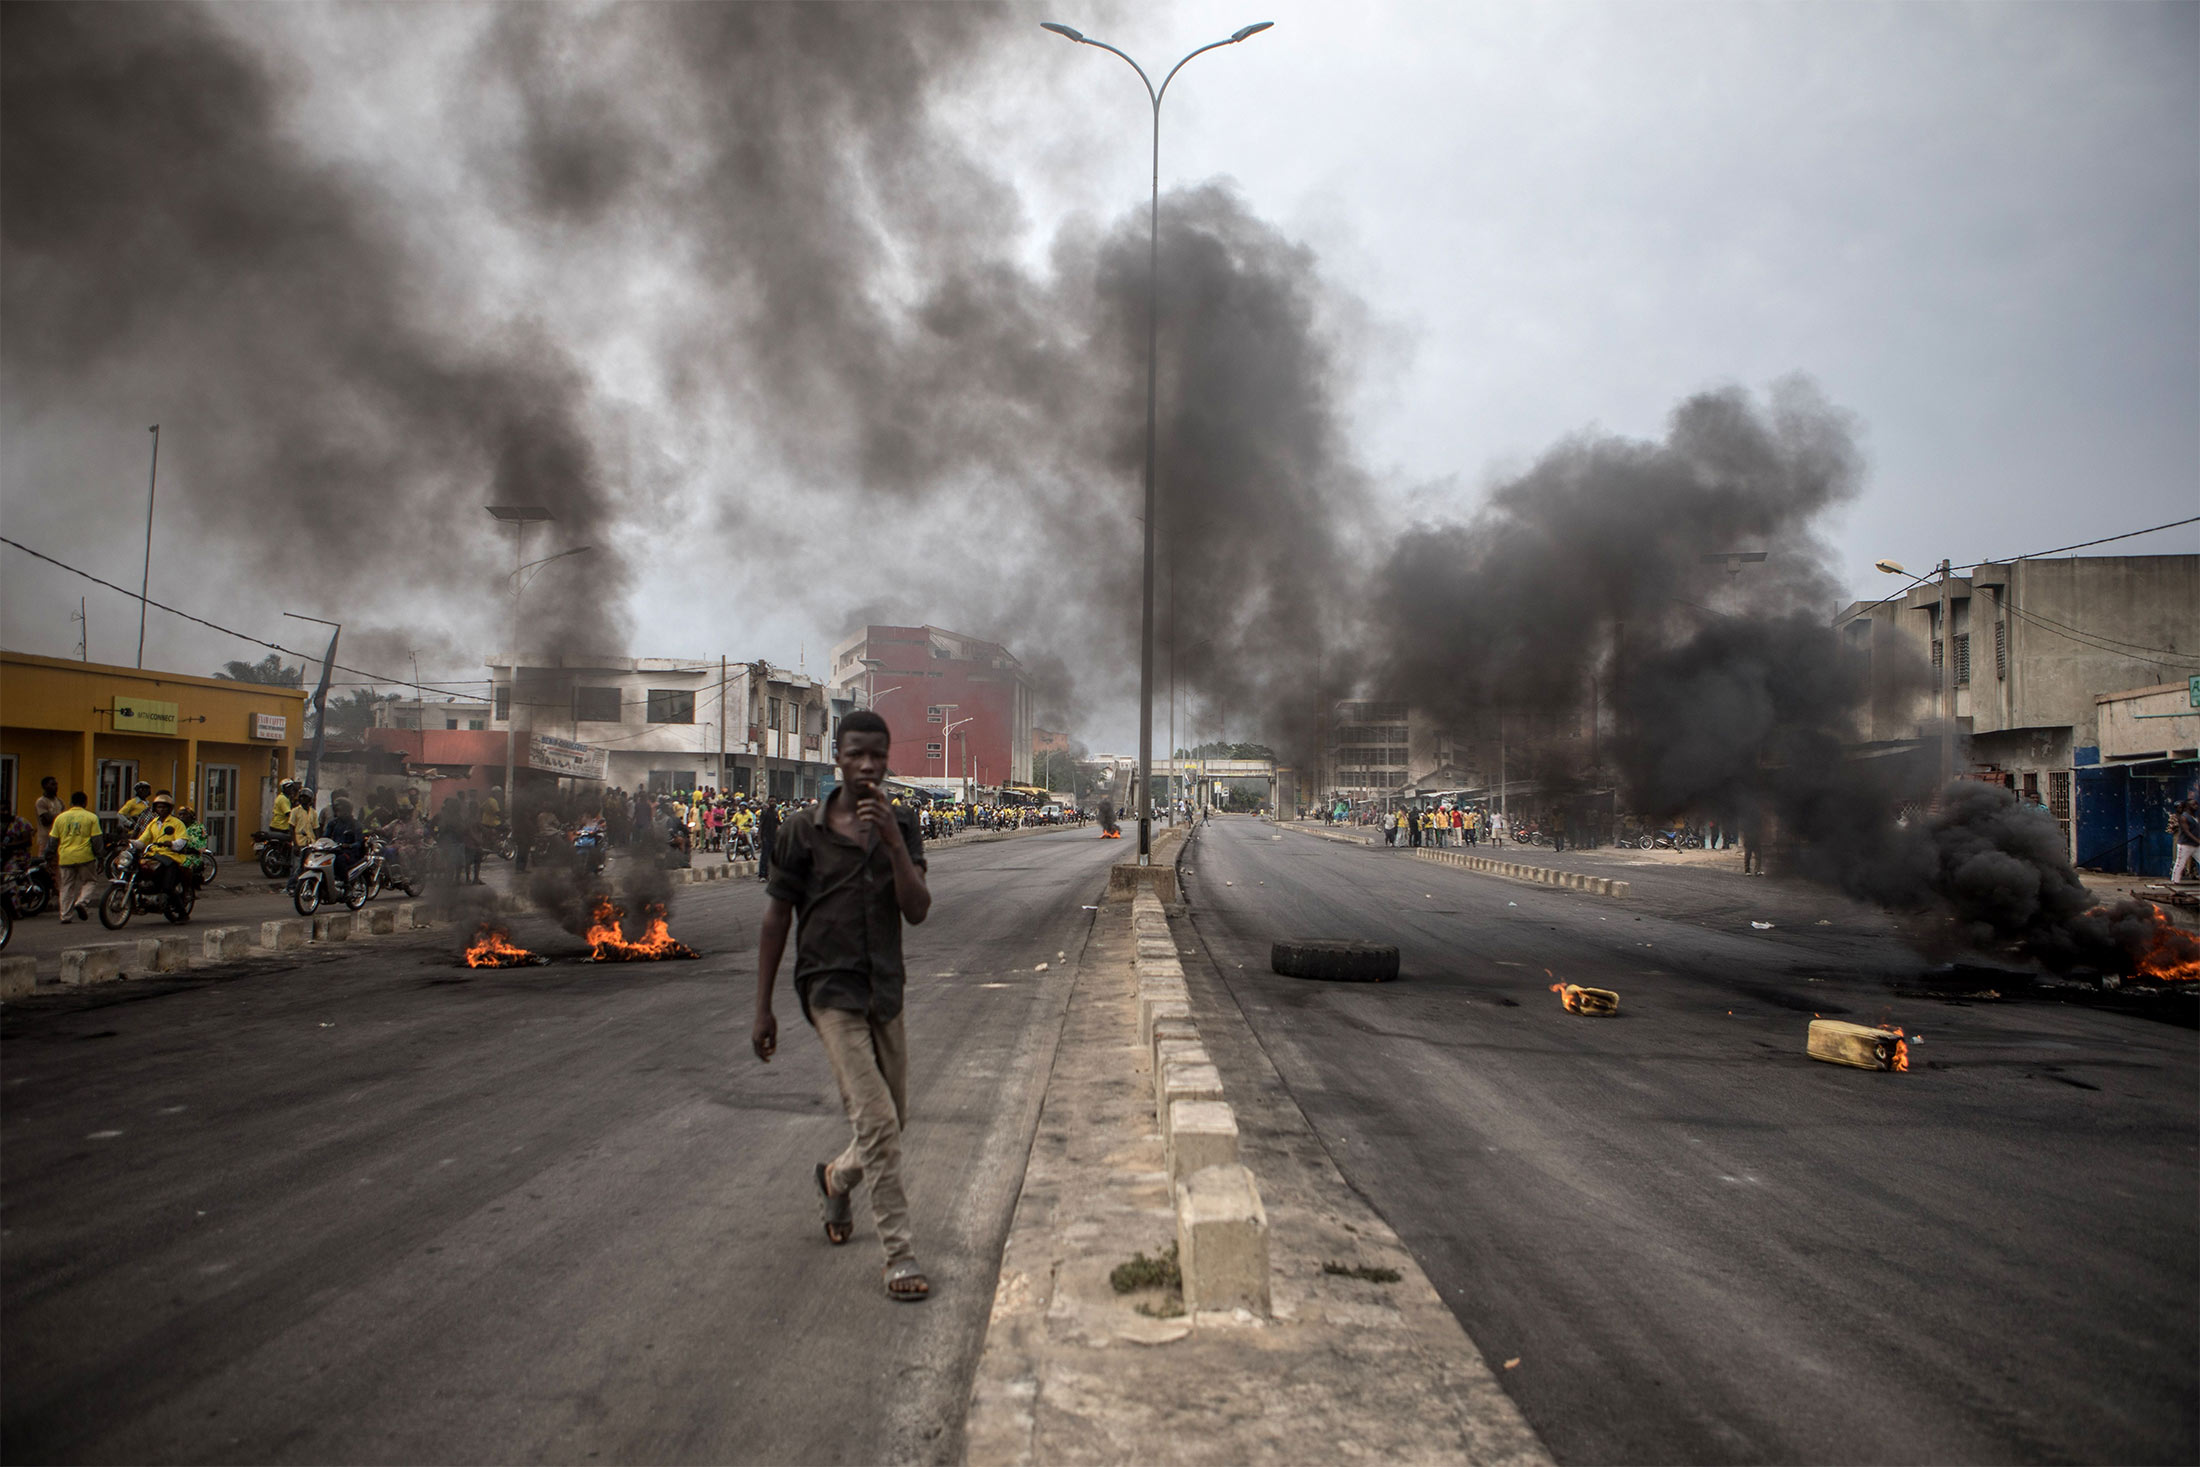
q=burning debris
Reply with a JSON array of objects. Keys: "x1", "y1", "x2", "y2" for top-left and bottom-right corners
[
  {"x1": 464, "y1": 925, "x2": 549, "y2": 969},
  {"x1": 1806, "y1": 1019, "x2": 1909, "y2": 1072},
  {"x1": 1549, "y1": 982, "x2": 1620, "y2": 1016},
  {"x1": 585, "y1": 900, "x2": 698, "y2": 962}
]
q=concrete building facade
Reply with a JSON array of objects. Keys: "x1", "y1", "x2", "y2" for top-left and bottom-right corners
[
  {"x1": 486, "y1": 654, "x2": 835, "y2": 799},
  {"x1": 1836, "y1": 553, "x2": 2200, "y2": 856},
  {"x1": 830, "y1": 625, "x2": 1033, "y2": 789}
]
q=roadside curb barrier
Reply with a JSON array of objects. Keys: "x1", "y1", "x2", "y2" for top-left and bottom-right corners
[
  {"x1": 1410, "y1": 846, "x2": 1630, "y2": 898},
  {"x1": 1, "y1": 955, "x2": 38, "y2": 999},
  {"x1": 6, "y1": 855, "x2": 759, "y2": 998},
  {"x1": 1131, "y1": 887, "x2": 1268, "y2": 1319},
  {"x1": 59, "y1": 945, "x2": 126, "y2": 987}
]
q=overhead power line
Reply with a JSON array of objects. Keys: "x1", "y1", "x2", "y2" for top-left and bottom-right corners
[{"x1": 1, "y1": 535, "x2": 482, "y2": 701}]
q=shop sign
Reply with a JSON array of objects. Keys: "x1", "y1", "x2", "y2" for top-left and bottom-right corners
[
  {"x1": 112, "y1": 695, "x2": 179, "y2": 736},
  {"x1": 527, "y1": 733, "x2": 608, "y2": 781},
  {"x1": 252, "y1": 713, "x2": 289, "y2": 741}
]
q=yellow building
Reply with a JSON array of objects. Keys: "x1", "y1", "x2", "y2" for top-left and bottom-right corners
[{"x1": 1, "y1": 651, "x2": 304, "y2": 856}]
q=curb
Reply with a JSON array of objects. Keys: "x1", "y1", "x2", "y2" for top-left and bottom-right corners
[
  {"x1": 3, "y1": 856, "x2": 762, "y2": 1000},
  {"x1": 1410, "y1": 846, "x2": 1630, "y2": 898}
]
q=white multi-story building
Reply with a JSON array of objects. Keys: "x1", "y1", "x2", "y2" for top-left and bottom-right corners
[{"x1": 486, "y1": 653, "x2": 837, "y2": 799}]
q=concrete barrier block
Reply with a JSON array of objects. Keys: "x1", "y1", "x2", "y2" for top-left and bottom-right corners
[
  {"x1": 59, "y1": 945, "x2": 126, "y2": 987},
  {"x1": 1160, "y1": 1061, "x2": 1226, "y2": 1136},
  {"x1": 363, "y1": 906, "x2": 396, "y2": 934},
  {"x1": 1175, "y1": 1163, "x2": 1269, "y2": 1316},
  {"x1": 1149, "y1": 1015, "x2": 1200, "y2": 1070},
  {"x1": 136, "y1": 935, "x2": 192, "y2": 972},
  {"x1": 203, "y1": 926, "x2": 254, "y2": 960},
  {"x1": 392, "y1": 902, "x2": 421, "y2": 929},
  {"x1": 1140, "y1": 996, "x2": 1192, "y2": 1051},
  {"x1": 311, "y1": 912, "x2": 353, "y2": 943},
  {"x1": 1611, "y1": 880, "x2": 1630, "y2": 898},
  {"x1": 262, "y1": 918, "x2": 310, "y2": 951},
  {"x1": 1109, "y1": 864, "x2": 1181, "y2": 904},
  {"x1": 0, "y1": 955, "x2": 39, "y2": 999},
  {"x1": 1167, "y1": 1100, "x2": 1240, "y2": 1186},
  {"x1": 1153, "y1": 1040, "x2": 1212, "y2": 1109}
]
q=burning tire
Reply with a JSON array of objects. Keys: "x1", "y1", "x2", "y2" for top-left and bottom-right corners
[{"x1": 1271, "y1": 939, "x2": 1399, "y2": 982}]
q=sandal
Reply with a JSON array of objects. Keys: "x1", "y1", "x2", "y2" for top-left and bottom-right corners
[
  {"x1": 817, "y1": 1162, "x2": 852, "y2": 1246},
  {"x1": 884, "y1": 1258, "x2": 930, "y2": 1302}
]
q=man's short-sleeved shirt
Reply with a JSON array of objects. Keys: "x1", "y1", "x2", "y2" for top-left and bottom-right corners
[
  {"x1": 50, "y1": 808, "x2": 101, "y2": 865},
  {"x1": 767, "y1": 792, "x2": 926, "y2": 1025}
]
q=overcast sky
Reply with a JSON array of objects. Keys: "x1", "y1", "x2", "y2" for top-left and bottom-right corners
[{"x1": 3, "y1": 1, "x2": 2193, "y2": 752}]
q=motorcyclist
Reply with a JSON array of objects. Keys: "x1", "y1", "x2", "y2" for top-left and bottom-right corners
[
  {"x1": 139, "y1": 792, "x2": 191, "y2": 903},
  {"x1": 0, "y1": 802, "x2": 35, "y2": 875},
  {"x1": 117, "y1": 781, "x2": 154, "y2": 836},
  {"x1": 322, "y1": 797, "x2": 365, "y2": 888}
]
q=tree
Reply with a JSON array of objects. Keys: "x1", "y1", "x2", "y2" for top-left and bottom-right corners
[
  {"x1": 1187, "y1": 740, "x2": 1275, "y2": 761},
  {"x1": 215, "y1": 653, "x2": 303, "y2": 686},
  {"x1": 311, "y1": 687, "x2": 399, "y2": 741}
]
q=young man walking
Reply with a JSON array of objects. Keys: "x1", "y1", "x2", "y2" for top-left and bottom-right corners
[
  {"x1": 751, "y1": 709, "x2": 934, "y2": 1301},
  {"x1": 48, "y1": 790, "x2": 104, "y2": 922}
]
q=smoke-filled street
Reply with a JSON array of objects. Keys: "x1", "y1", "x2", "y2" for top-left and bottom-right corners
[
  {"x1": 0, "y1": 830, "x2": 1119, "y2": 1466},
  {"x1": 1181, "y1": 818, "x2": 2198, "y2": 1466}
]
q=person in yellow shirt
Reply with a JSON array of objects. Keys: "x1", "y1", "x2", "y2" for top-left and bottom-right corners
[
  {"x1": 139, "y1": 792, "x2": 192, "y2": 903},
  {"x1": 116, "y1": 781, "x2": 154, "y2": 835},
  {"x1": 288, "y1": 790, "x2": 318, "y2": 847},
  {"x1": 269, "y1": 779, "x2": 297, "y2": 834},
  {"x1": 48, "y1": 790, "x2": 104, "y2": 923}
]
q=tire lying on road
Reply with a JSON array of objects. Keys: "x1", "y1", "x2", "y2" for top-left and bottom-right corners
[{"x1": 1271, "y1": 940, "x2": 1399, "y2": 983}]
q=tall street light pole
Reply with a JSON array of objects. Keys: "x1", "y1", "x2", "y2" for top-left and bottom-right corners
[
  {"x1": 1041, "y1": 18, "x2": 1273, "y2": 864},
  {"x1": 488, "y1": 507, "x2": 591, "y2": 816},
  {"x1": 1876, "y1": 556, "x2": 1957, "y2": 791}
]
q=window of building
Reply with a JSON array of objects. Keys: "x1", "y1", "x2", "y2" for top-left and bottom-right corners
[
  {"x1": 573, "y1": 686, "x2": 623, "y2": 723},
  {"x1": 445, "y1": 717, "x2": 459, "y2": 730},
  {"x1": 647, "y1": 689, "x2": 696, "y2": 724},
  {"x1": 2048, "y1": 771, "x2": 2070, "y2": 822},
  {"x1": 494, "y1": 685, "x2": 510, "y2": 721},
  {"x1": 1953, "y1": 633, "x2": 1970, "y2": 687},
  {"x1": 468, "y1": 719, "x2": 485, "y2": 731},
  {"x1": 0, "y1": 754, "x2": 14, "y2": 816},
  {"x1": 1930, "y1": 638, "x2": 1942, "y2": 672},
  {"x1": 768, "y1": 696, "x2": 782, "y2": 731},
  {"x1": 1994, "y1": 621, "x2": 2006, "y2": 680}
]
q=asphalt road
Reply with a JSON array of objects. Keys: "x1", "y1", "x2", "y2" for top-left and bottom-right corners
[
  {"x1": 2, "y1": 826, "x2": 1120, "y2": 1465},
  {"x1": 1183, "y1": 817, "x2": 2199, "y2": 1466}
]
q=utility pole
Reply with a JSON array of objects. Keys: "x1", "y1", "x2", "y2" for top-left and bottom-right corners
[
  {"x1": 73, "y1": 597, "x2": 88, "y2": 661},
  {"x1": 718, "y1": 655, "x2": 728, "y2": 794},
  {"x1": 136, "y1": 425, "x2": 159, "y2": 668},
  {"x1": 1936, "y1": 557, "x2": 1954, "y2": 790}
]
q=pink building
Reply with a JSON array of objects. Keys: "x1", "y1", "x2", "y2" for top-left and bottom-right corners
[{"x1": 830, "y1": 625, "x2": 1033, "y2": 789}]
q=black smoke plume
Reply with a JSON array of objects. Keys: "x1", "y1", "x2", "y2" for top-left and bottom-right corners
[{"x1": 1, "y1": 3, "x2": 631, "y2": 657}]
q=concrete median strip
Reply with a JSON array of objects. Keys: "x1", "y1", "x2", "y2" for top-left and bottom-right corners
[
  {"x1": 59, "y1": 945, "x2": 127, "y2": 987},
  {"x1": 1411, "y1": 845, "x2": 1630, "y2": 899},
  {"x1": 968, "y1": 850, "x2": 1553, "y2": 1466}
]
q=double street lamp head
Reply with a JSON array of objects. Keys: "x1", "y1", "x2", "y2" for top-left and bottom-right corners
[{"x1": 1039, "y1": 19, "x2": 1274, "y2": 50}]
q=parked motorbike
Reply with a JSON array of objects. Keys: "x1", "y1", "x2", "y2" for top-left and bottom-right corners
[
  {"x1": 375, "y1": 836, "x2": 422, "y2": 899},
  {"x1": 1650, "y1": 827, "x2": 1702, "y2": 851},
  {"x1": 253, "y1": 828, "x2": 295, "y2": 879},
  {"x1": 99, "y1": 840, "x2": 196, "y2": 928},
  {"x1": 1, "y1": 861, "x2": 56, "y2": 918},
  {"x1": 346, "y1": 836, "x2": 392, "y2": 906}
]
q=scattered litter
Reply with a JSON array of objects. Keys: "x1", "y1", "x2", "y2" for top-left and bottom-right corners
[
  {"x1": 1751, "y1": 921, "x2": 1774, "y2": 930},
  {"x1": 1057, "y1": 951, "x2": 1065, "y2": 959},
  {"x1": 1816, "y1": 919, "x2": 1831, "y2": 925},
  {"x1": 1322, "y1": 1261, "x2": 1403, "y2": 1283},
  {"x1": 1082, "y1": 905, "x2": 1099, "y2": 910},
  {"x1": 1507, "y1": 901, "x2": 1517, "y2": 907},
  {"x1": 1503, "y1": 1357, "x2": 1521, "y2": 1370},
  {"x1": 1034, "y1": 963, "x2": 1049, "y2": 972},
  {"x1": 319, "y1": 1022, "x2": 335, "y2": 1028},
  {"x1": 1225, "y1": 881, "x2": 1234, "y2": 886},
  {"x1": 87, "y1": 1130, "x2": 122, "y2": 1140}
]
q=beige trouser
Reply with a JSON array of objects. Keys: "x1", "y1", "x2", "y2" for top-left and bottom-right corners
[
  {"x1": 812, "y1": 1007, "x2": 912, "y2": 1266},
  {"x1": 57, "y1": 861, "x2": 98, "y2": 919}
]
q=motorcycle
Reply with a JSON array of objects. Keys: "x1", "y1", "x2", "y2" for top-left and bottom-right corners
[
  {"x1": 253, "y1": 828, "x2": 296, "y2": 879},
  {"x1": 1, "y1": 860, "x2": 55, "y2": 918},
  {"x1": 573, "y1": 821, "x2": 608, "y2": 877},
  {"x1": 375, "y1": 836, "x2": 422, "y2": 899},
  {"x1": 1650, "y1": 827, "x2": 1702, "y2": 851},
  {"x1": 290, "y1": 837, "x2": 358, "y2": 916},
  {"x1": 99, "y1": 840, "x2": 196, "y2": 928}
]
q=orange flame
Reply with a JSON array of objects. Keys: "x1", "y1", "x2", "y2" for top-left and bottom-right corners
[
  {"x1": 1886, "y1": 1025, "x2": 1910, "y2": 1073},
  {"x1": 464, "y1": 925, "x2": 545, "y2": 968},
  {"x1": 2135, "y1": 902, "x2": 2200, "y2": 982},
  {"x1": 1548, "y1": 981, "x2": 1617, "y2": 1015},
  {"x1": 586, "y1": 899, "x2": 699, "y2": 962},
  {"x1": 1101, "y1": 830, "x2": 1123, "y2": 839}
]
